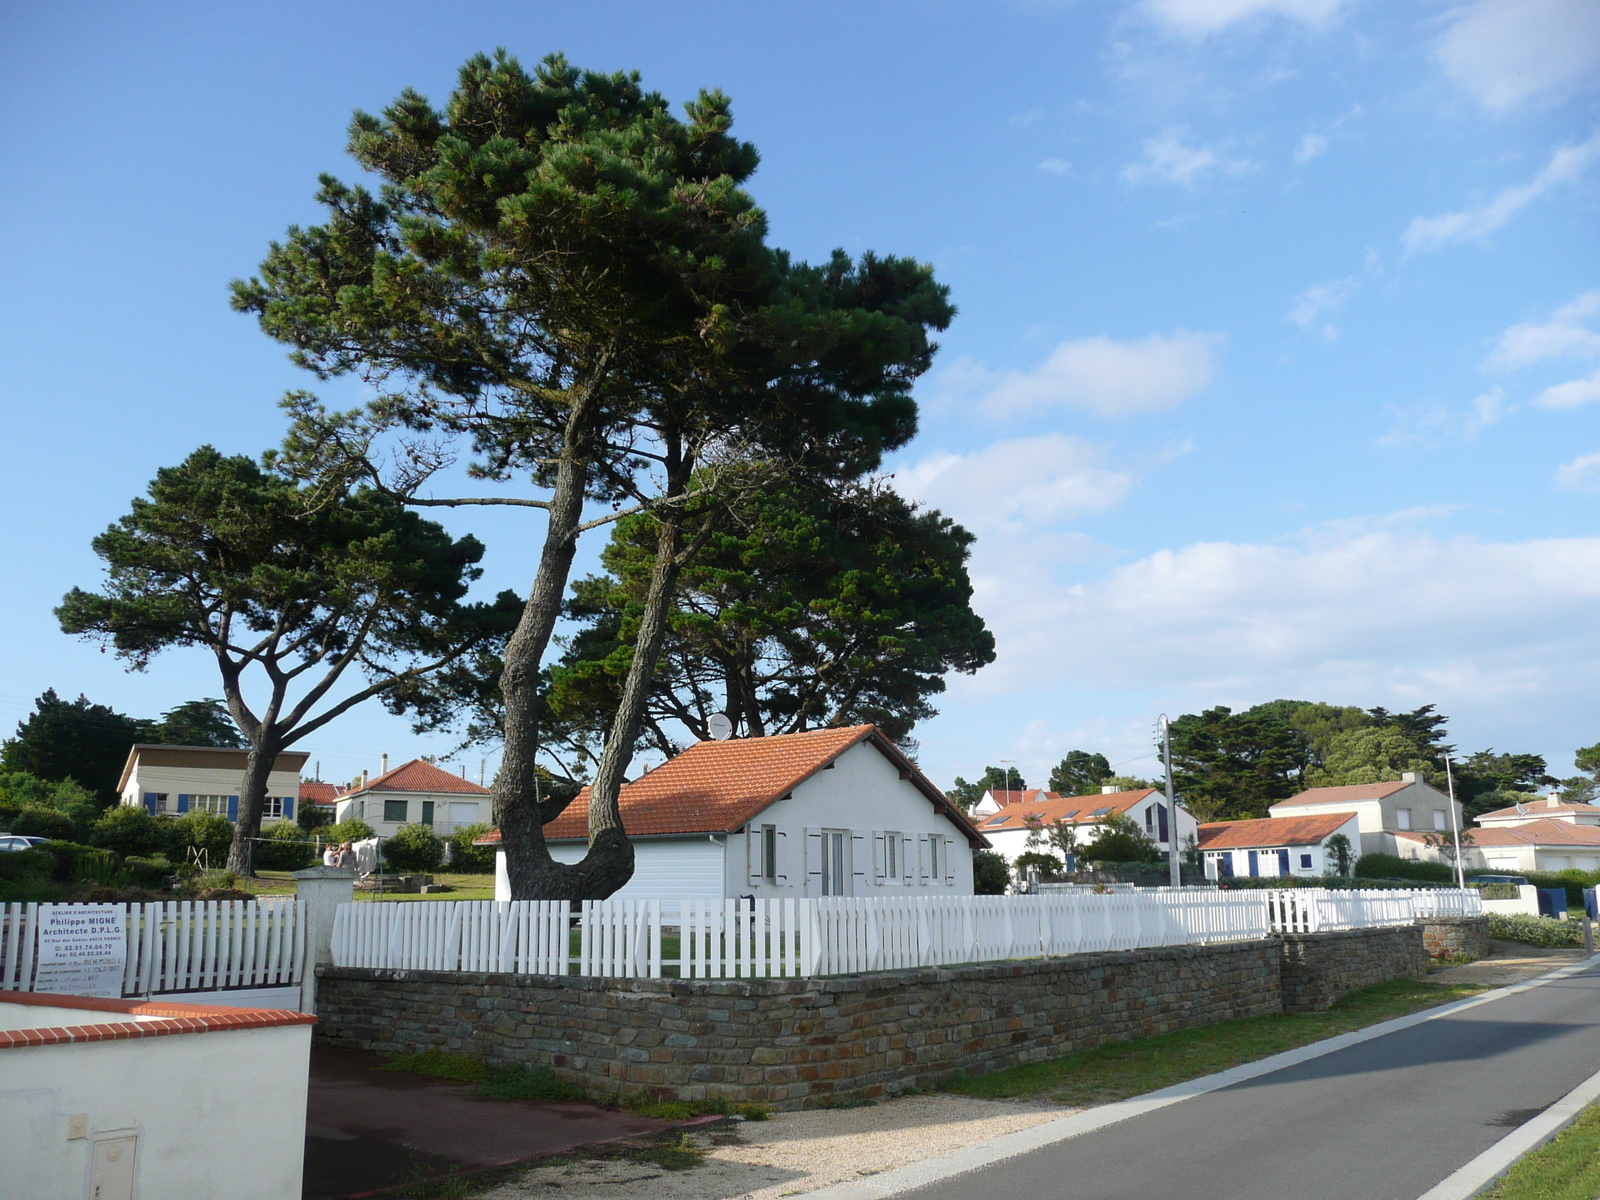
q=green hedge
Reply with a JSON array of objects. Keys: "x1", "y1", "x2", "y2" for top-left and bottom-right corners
[
  {"x1": 253, "y1": 821, "x2": 315, "y2": 871},
  {"x1": 1354, "y1": 853, "x2": 1456, "y2": 883},
  {"x1": 1487, "y1": 912, "x2": 1586, "y2": 948},
  {"x1": 384, "y1": 824, "x2": 444, "y2": 872},
  {"x1": 447, "y1": 823, "x2": 496, "y2": 874}
]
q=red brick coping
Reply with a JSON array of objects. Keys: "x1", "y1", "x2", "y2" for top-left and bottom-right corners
[{"x1": 0, "y1": 989, "x2": 315, "y2": 1049}]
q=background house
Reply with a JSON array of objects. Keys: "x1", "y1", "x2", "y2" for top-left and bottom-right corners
[
  {"x1": 1198, "y1": 813, "x2": 1361, "y2": 880},
  {"x1": 480, "y1": 725, "x2": 987, "y2": 903},
  {"x1": 1391, "y1": 792, "x2": 1600, "y2": 873},
  {"x1": 1268, "y1": 773, "x2": 1462, "y2": 856},
  {"x1": 976, "y1": 786, "x2": 1197, "y2": 870},
  {"x1": 117, "y1": 744, "x2": 307, "y2": 822},
  {"x1": 334, "y1": 757, "x2": 492, "y2": 838}
]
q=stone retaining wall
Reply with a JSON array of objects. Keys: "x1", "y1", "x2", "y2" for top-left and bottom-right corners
[
  {"x1": 1419, "y1": 916, "x2": 1491, "y2": 962},
  {"x1": 316, "y1": 923, "x2": 1427, "y2": 1108},
  {"x1": 316, "y1": 939, "x2": 1282, "y2": 1109},
  {"x1": 1279, "y1": 926, "x2": 1428, "y2": 1013}
]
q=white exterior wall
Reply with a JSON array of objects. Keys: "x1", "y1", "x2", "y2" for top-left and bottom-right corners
[
  {"x1": 978, "y1": 795, "x2": 1197, "y2": 870},
  {"x1": 121, "y1": 764, "x2": 302, "y2": 818},
  {"x1": 0, "y1": 1022, "x2": 309, "y2": 1200},
  {"x1": 336, "y1": 790, "x2": 492, "y2": 838},
  {"x1": 1203, "y1": 815, "x2": 1363, "y2": 880},
  {"x1": 1271, "y1": 784, "x2": 1461, "y2": 855},
  {"x1": 494, "y1": 837, "x2": 726, "y2": 904}
]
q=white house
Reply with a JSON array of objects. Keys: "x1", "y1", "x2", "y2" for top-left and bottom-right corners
[
  {"x1": 1387, "y1": 793, "x2": 1600, "y2": 873},
  {"x1": 1197, "y1": 812, "x2": 1362, "y2": 880},
  {"x1": 1268, "y1": 773, "x2": 1463, "y2": 856},
  {"x1": 1476, "y1": 793, "x2": 1600, "y2": 829},
  {"x1": 481, "y1": 725, "x2": 988, "y2": 902},
  {"x1": 975, "y1": 786, "x2": 1198, "y2": 870},
  {"x1": 334, "y1": 757, "x2": 492, "y2": 837},
  {"x1": 117, "y1": 744, "x2": 308, "y2": 823}
]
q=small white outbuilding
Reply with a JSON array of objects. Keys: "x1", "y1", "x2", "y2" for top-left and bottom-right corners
[{"x1": 480, "y1": 725, "x2": 988, "y2": 902}]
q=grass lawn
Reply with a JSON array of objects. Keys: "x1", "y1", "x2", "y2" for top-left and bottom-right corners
[
  {"x1": 943, "y1": 977, "x2": 1488, "y2": 1107},
  {"x1": 1479, "y1": 1103, "x2": 1600, "y2": 1200}
]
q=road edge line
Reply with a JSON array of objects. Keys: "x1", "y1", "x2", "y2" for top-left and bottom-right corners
[
  {"x1": 800, "y1": 953, "x2": 1600, "y2": 1200},
  {"x1": 1412, "y1": 1061, "x2": 1600, "y2": 1200}
]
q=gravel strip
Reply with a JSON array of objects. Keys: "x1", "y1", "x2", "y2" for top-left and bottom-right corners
[{"x1": 479, "y1": 1094, "x2": 1076, "y2": 1200}]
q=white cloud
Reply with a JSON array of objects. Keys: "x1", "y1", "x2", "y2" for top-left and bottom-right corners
[
  {"x1": 1556, "y1": 451, "x2": 1600, "y2": 493},
  {"x1": 940, "y1": 332, "x2": 1221, "y2": 419},
  {"x1": 1539, "y1": 369, "x2": 1600, "y2": 410},
  {"x1": 1039, "y1": 157, "x2": 1073, "y2": 176},
  {"x1": 1289, "y1": 277, "x2": 1358, "y2": 330},
  {"x1": 1379, "y1": 388, "x2": 1508, "y2": 448},
  {"x1": 1402, "y1": 135, "x2": 1600, "y2": 254},
  {"x1": 1292, "y1": 133, "x2": 1327, "y2": 165},
  {"x1": 1122, "y1": 135, "x2": 1258, "y2": 187},
  {"x1": 1437, "y1": 0, "x2": 1600, "y2": 112},
  {"x1": 967, "y1": 522, "x2": 1600, "y2": 701},
  {"x1": 1139, "y1": 0, "x2": 1345, "y2": 36},
  {"x1": 1485, "y1": 292, "x2": 1600, "y2": 372},
  {"x1": 894, "y1": 434, "x2": 1137, "y2": 533}
]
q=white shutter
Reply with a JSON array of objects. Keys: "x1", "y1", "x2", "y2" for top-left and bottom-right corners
[
  {"x1": 917, "y1": 833, "x2": 930, "y2": 884},
  {"x1": 776, "y1": 829, "x2": 790, "y2": 883},
  {"x1": 943, "y1": 836, "x2": 957, "y2": 887},
  {"x1": 851, "y1": 830, "x2": 868, "y2": 891},
  {"x1": 805, "y1": 827, "x2": 822, "y2": 896},
  {"x1": 872, "y1": 830, "x2": 885, "y2": 884},
  {"x1": 747, "y1": 826, "x2": 762, "y2": 886},
  {"x1": 903, "y1": 835, "x2": 915, "y2": 886}
]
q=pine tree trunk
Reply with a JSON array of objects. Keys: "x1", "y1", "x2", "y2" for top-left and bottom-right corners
[{"x1": 225, "y1": 738, "x2": 279, "y2": 877}]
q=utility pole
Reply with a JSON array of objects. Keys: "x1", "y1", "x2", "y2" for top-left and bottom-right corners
[
  {"x1": 1445, "y1": 756, "x2": 1466, "y2": 890},
  {"x1": 1161, "y1": 715, "x2": 1181, "y2": 889}
]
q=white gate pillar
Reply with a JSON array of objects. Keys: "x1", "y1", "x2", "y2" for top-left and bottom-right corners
[{"x1": 294, "y1": 865, "x2": 354, "y2": 1014}]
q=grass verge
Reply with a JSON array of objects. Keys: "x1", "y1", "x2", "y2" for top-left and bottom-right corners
[
  {"x1": 944, "y1": 977, "x2": 1486, "y2": 1107},
  {"x1": 1480, "y1": 1102, "x2": 1600, "y2": 1200}
]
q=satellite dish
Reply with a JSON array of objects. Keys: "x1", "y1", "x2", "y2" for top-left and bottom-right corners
[{"x1": 707, "y1": 713, "x2": 734, "y2": 741}]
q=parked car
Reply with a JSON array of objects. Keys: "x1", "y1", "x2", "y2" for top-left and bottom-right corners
[{"x1": 0, "y1": 834, "x2": 48, "y2": 852}]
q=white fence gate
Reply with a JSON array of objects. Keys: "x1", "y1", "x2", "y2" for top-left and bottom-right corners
[{"x1": 0, "y1": 900, "x2": 305, "y2": 1000}]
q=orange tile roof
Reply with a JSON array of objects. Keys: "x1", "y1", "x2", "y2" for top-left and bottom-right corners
[
  {"x1": 478, "y1": 726, "x2": 985, "y2": 847},
  {"x1": 1477, "y1": 800, "x2": 1600, "y2": 822},
  {"x1": 1448, "y1": 819, "x2": 1600, "y2": 849},
  {"x1": 987, "y1": 789, "x2": 1045, "y2": 808},
  {"x1": 1197, "y1": 813, "x2": 1358, "y2": 850},
  {"x1": 980, "y1": 789, "x2": 1161, "y2": 832},
  {"x1": 298, "y1": 780, "x2": 341, "y2": 805},
  {"x1": 1277, "y1": 781, "x2": 1416, "y2": 807},
  {"x1": 342, "y1": 758, "x2": 490, "y2": 797}
]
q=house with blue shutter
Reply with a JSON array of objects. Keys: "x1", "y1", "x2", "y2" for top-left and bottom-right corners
[{"x1": 116, "y1": 744, "x2": 309, "y2": 823}]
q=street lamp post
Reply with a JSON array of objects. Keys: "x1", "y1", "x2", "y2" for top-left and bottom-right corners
[{"x1": 1444, "y1": 756, "x2": 1465, "y2": 890}]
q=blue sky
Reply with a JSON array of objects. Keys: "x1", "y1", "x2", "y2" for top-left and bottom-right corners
[{"x1": 1, "y1": 0, "x2": 1596, "y2": 791}]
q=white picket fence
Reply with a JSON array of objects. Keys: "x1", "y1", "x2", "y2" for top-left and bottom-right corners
[
  {"x1": 332, "y1": 890, "x2": 1283, "y2": 980},
  {"x1": 0, "y1": 900, "x2": 304, "y2": 997},
  {"x1": 1262, "y1": 888, "x2": 1482, "y2": 933}
]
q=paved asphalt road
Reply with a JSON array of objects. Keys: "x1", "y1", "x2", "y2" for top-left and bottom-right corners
[{"x1": 899, "y1": 964, "x2": 1600, "y2": 1200}]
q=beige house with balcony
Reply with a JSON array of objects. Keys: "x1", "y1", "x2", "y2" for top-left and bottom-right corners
[{"x1": 117, "y1": 745, "x2": 308, "y2": 823}]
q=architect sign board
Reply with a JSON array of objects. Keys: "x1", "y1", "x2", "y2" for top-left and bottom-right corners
[{"x1": 34, "y1": 904, "x2": 127, "y2": 998}]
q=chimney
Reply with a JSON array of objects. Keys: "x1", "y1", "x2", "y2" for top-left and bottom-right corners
[
  {"x1": 1101, "y1": 784, "x2": 1119, "y2": 794},
  {"x1": 1400, "y1": 771, "x2": 1420, "y2": 784},
  {"x1": 381, "y1": 753, "x2": 389, "y2": 775},
  {"x1": 1547, "y1": 792, "x2": 1562, "y2": 809}
]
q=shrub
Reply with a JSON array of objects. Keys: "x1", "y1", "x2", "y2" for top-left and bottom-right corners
[
  {"x1": 4, "y1": 805, "x2": 78, "y2": 843},
  {"x1": 36, "y1": 841, "x2": 124, "y2": 886},
  {"x1": 383, "y1": 823, "x2": 444, "y2": 872},
  {"x1": 0, "y1": 846, "x2": 54, "y2": 885},
  {"x1": 163, "y1": 811, "x2": 234, "y2": 866},
  {"x1": 322, "y1": 818, "x2": 375, "y2": 846},
  {"x1": 1011, "y1": 851, "x2": 1062, "y2": 880},
  {"x1": 447, "y1": 822, "x2": 496, "y2": 874},
  {"x1": 1353, "y1": 853, "x2": 1454, "y2": 883},
  {"x1": 90, "y1": 805, "x2": 167, "y2": 858},
  {"x1": 254, "y1": 821, "x2": 316, "y2": 871},
  {"x1": 0, "y1": 772, "x2": 100, "y2": 827},
  {"x1": 122, "y1": 855, "x2": 174, "y2": 890},
  {"x1": 1488, "y1": 912, "x2": 1585, "y2": 948},
  {"x1": 973, "y1": 850, "x2": 1011, "y2": 894}
]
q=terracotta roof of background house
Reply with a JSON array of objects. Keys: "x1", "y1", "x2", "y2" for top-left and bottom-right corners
[
  {"x1": 1275, "y1": 781, "x2": 1417, "y2": 807},
  {"x1": 979, "y1": 789, "x2": 1162, "y2": 833},
  {"x1": 987, "y1": 789, "x2": 1046, "y2": 808},
  {"x1": 298, "y1": 780, "x2": 341, "y2": 806},
  {"x1": 340, "y1": 759, "x2": 490, "y2": 798},
  {"x1": 1197, "y1": 813, "x2": 1358, "y2": 850},
  {"x1": 1402, "y1": 819, "x2": 1600, "y2": 849},
  {"x1": 475, "y1": 726, "x2": 986, "y2": 848},
  {"x1": 1476, "y1": 800, "x2": 1600, "y2": 822}
]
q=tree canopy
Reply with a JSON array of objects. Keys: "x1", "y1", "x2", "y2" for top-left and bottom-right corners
[
  {"x1": 58, "y1": 446, "x2": 513, "y2": 873},
  {"x1": 946, "y1": 765, "x2": 1025, "y2": 812},
  {"x1": 233, "y1": 50, "x2": 955, "y2": 899},
  {"x1": 1048, "y1": 751, "x2": 1113, "y2": 797}
]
